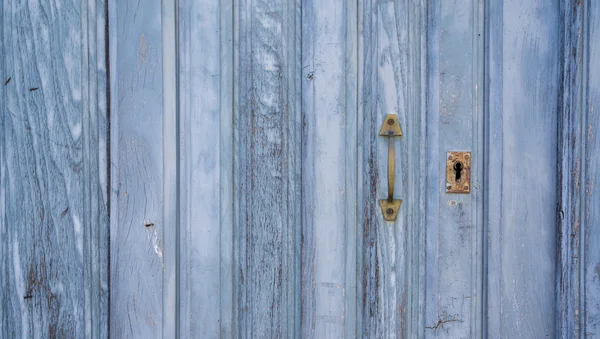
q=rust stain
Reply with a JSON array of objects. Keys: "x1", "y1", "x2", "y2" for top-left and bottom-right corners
[{"x1": 446, "y1": 152, "x2": 471, "y2": 194}]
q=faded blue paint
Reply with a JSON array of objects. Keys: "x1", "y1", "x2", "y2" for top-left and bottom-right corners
[
  {"x1": 1, "y1": 0, "x2": 108, "y2": 337},
  {"x1": 1, "y1": 0, "x2": 599, "y2": 338}
]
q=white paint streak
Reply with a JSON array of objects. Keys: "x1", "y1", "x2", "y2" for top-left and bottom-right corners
[
  {"x1": 146, "y1": 225, "x2": 163, "y2": 262},
  {"x1": 72, "y1": 214, "x2": 84, "y2": 259},
  {"x1": 12, "y1": 239, "x2": 28, "y2": 338},
  {"x1": 71, "y1": 122, "x2": 82, "y2": 139}
]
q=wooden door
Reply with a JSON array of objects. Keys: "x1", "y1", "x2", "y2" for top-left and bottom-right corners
[{"x1": 2, "y1": 0, "x2": 600, "y2": 338}]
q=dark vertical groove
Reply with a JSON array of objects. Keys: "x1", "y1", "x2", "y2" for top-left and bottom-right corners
[
  {"x1": 556, "y1": 0, "x2": 568, "y2": 336},
  {"x1": 175, "y1": 0, "x2": 181, "y2": 336},
  {"x1": 104, "y1": 0, "x2": 111, "y2": 335},
  {"x1": 579, "y1": 2, "x2": 589, "y2": 335},
  {"x1": 481, "y1": 0, "x2": 488, "y2": 336}
]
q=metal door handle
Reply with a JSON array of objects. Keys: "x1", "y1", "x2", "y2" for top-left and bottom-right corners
[{"x1": 379, "y1": 114, "x2": 403, "y2": 221}]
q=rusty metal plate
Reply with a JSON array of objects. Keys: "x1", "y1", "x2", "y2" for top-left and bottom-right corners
[{"x1": 446, "y1": 151, "x2": 471, "y2": 194}]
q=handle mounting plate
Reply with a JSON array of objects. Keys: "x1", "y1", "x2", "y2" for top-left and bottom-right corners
[
  {"x1": 379, "y1": 114, "x2": 403, "y2": 136},
  {"x1": 379, "y1": 199, "x2": 402, "y2": 221}
]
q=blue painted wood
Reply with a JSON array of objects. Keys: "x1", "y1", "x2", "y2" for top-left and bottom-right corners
[
  {"x1": 358, "y1": 0, "x2": 426, "y2": 337},
  {"x1": 177, "y1": 0, "x2": 234, "y2": 336},
  {"x1": 558, "y1": 1, "x2": 600, "y2": 338},
  {"x1": 425, "y1": 0, "x2": 484, "y2": 337},
  {"x1": 557, "y1": 0, "x2": 585, "y2": 337},
  {"x1": 4, "y1": 0, "x2": 599, "y2": 337},
  {"x1": 301, "y1": 0, "x2": 358, "y2": 337},
  {"x1": 1, "y1": 0, "x2": 108, "y2": 337},
  {"x1": 232, "y1": 0, "x2": 301, "y2": 337},
  {"x1": 108, "y1": 0, "x2": 164, "y2": 337},
  {"x1": 583, "y1": 2, "x2": 600, "y2": 336},
  {"x1": 161, "y1": 0, "x2": 178, "y2": 337},
  {"x1": 486, "y1": 0, "x2": 561, "y2": 337}
]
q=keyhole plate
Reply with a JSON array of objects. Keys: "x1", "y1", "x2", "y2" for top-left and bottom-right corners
[{"x1": 446, "y1": 151, "x2": 471, "y2": 194}]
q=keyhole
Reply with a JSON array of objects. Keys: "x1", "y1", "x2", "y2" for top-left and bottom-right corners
[{"x1": 453, "y1": 162, "x2": 463, "y2": 181}]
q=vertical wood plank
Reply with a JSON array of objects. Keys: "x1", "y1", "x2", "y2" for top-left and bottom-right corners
[
  {"x1": 161, "y1": 0, "x2": 178, "y2": 336},
  {"x1": 484, "y1": 0, "x2": 504, "y2": 337},
  {"x1": 82, "y1": 0, "x2": 110, "y2": 337},
  {"x1": 301, "y1": 0, "x2": 358, "y2": 337},
  {"x1": 177, "y1": 0, "x2": 233, "y2": 336},
  {"x1": 109, "y1": 0, "x2": 164, "y2": 336},
  {"x1": 359, "y1": 0, "x2": 426, "y2": 337},
  {"x1": 486, "y1": 0, "x2": 561, "y2": 337},
  {"x1": 233, "y1": 0, "x2": 301, "y2": 336},
  {"x1": 219, "y1": 0, "x2": 235, "y2": 335},
  {"x1": 557, "y1": 0, "x2": 584, "y2": 337},
  {"x1": 1, "y1": 0, "x2": 108, "y2": 337},
  {"x1": 425, "y1": 0, "x2": 484, "y2": 337},
  {"x1": 584, "y1": 1, "x2": 600, "y2": 335}
]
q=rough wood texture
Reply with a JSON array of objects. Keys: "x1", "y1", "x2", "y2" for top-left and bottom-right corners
[
  {"x1": 425, "y1": 0, "x2": 484, "y2": 337},
  {"x1": 301, "y1": 0, "x2": 358, "y2": 337},
  {"x1": 5, "y1": 0, "x2": 599, "y2": 337},
  {"x1": 359, "y1": 0, "x2": 426, "y2": 337},
  {"x1": 583, "y1": 2, "x2": 600, "y2": 335},
  {"x1": 108, "y1": 0, "x2": 164, "y2": 337},
  {"x1": 557, "y1": 0, "x2": 584, "y2": 337},
  {"x1": 558, "y1": 0, "x2": 600, "y2": 337},
  {"x1": 486, "y1": 0, "x2": 560, "y2": 337},
  {"x1": 233, "y1": 0, "x2": 301, "y2": 337},
  {"x1": 1, "y1": 0, "x2": 108, "y2": 337}
]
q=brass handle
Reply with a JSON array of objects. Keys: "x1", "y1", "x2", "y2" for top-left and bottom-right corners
[
  {"x1": 378, "y1": 114, "x2": 403, "y2": 221},
  {"x1": 387, "y1": 136, "x2": 395, "y2": 201}
]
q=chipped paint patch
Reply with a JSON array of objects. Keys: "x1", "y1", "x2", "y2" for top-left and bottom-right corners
[
  {"x1": 146, "y1": 222, "x2": 163, "y2": 263},
  {"x1": 12, "y1": 239, "x2": 29, "y2": 332},
  {"x1": 72, "y1": 214, "x2": 83, "y2": 259},
  {"x1": 71, "y1": 122, "x2": 82, "y2": 140}
]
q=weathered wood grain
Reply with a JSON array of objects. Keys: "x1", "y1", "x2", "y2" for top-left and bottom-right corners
[
  {"x1": 108, "y1": 0, "x2": 164, "y2": 337},
  {"x1": 4, "y1": 0, "x2": 595, "y2": 337},
  {"x1": 178, "y1": 0, "x2": 233, "y2": 336},
  {"x1": 1, "y1": 0, "x2": 108, "y2": 337},
  {"x1": 557, "y1": 0, "x2": 585, "y2": 337},
  {"x1": 301, "y1": 0, "x2": 358, "y2": 337},
  {"x1": 233, "y1": 0, "x2": 301, "y2": 337},
  {"x1": 559, "y1": 1, "x2": 600, "y2": 337},
  {"x1": 486, "y1": 0, "x2": 561, "y2": 337},
  {"x1": 584, "y1": 2, "x2": 600, "y2": 336},
  {"x1": 359, "y1": 0, "x2": 426, "y2": 337},
  {"x1": 425, "y1": 0, "x2": 484, "y2": 337}
]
